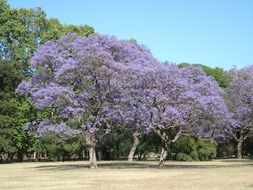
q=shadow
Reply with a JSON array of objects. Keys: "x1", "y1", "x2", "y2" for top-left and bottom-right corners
[
  {"x1": 248, "y1": 184, "x2": 253, "y2": 188},
  {"x1": 34, "y1": 161, "x2": 253, "y2": 171},
  {"x1": 219, "y1": 159, "x2": 253, "y2": 163}
]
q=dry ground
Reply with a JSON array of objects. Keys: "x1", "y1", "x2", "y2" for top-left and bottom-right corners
[{"x1": 0, "y1": 159, "x2": 253, "y2": 190}]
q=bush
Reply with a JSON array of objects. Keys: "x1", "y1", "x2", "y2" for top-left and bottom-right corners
[
  {"x1": 196, "y1": 140, "x2": 216, "y2": 161},
  {"x1": 190, "y1": 151, "x2": 199, "y2": 161},
  {"x1": 217, "y1": 142, "x2": 235, "y2": 158},
  {"x1": 243, "y1": 136, "x2": 253, "y2": 158},
  {"x1": 176, "y1": 152, "x2": 193, "y2": 161},
  {"x1": 174, "y1": 136, "x2": 197, "y2": 154},
  {"x1": 172, "y1": 136, "x2": 217, "y2": 161}
]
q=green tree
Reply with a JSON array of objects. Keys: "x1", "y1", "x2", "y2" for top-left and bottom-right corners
[
  {"x1": 179, "y1": 63, "x2": 230, "y2": 87},
  {"x1": 41, "y1": 18, "x2": 94, "y2": 42},
  {"x1": 0, "y1": 0, "x2": 94, "y2": 70},
  {"x1": 0, "y1": 60, "x2": 25, "y2": 160},
  {"x1": 0, "y1": 1, "x2": 46, "y2": 67}
]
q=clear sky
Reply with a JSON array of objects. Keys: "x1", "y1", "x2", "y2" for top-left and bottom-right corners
[{"x1": 8, "y1": 0, "x2": 253, "y2": 70}]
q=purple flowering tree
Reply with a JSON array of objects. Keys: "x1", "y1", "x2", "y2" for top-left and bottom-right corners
[
  {"x1": 17, "y1": 33, "x2": 159, "y2": 168},
  {"x1": 131, "y1": 64, "x2": 228, "y2": 167},
  {"x1": 118, "y1": 92, "x2": 151, "y2": 162},
  {"x1": 224, "y1": 66, "x2": 253, "y2": 159},
  {"x1": 113, "y1": 55, "x2": 159, "y2": 162}
]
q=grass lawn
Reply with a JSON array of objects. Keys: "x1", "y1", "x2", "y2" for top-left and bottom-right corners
[{"x1": 0, "y1": 159, "x2": 253, "y2": 190}]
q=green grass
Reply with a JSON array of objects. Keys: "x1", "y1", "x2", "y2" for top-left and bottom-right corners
[{"x1": 0, "y1": 159, "x2": 253, "y2": 190}]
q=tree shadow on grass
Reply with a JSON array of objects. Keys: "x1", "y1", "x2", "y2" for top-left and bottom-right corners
[
  {"x1": 34, "y1": 161, "x2": 253, "y2": 171},
  {"x1": 219, "y1": 159, "x2": 253, "y2": 163},
  {"x1": 248, "y1": 184, "x2": 253, "y2": 188}
]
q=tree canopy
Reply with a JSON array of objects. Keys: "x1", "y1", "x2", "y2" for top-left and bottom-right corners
[{"x1": 0, "y1": 0, "x2": 94, "y2": 70}]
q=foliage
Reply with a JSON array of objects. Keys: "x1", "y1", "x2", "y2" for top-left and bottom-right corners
[
  {"x1": 190, "y1": 151, "x2": 199, "y2": 161},
  {"x1": 217, "y1": 141, "x2": 236, "y2": 158},
  {"x1": 0, "y1": 0, "x2": 94, "y2": 70},
  {"x1": 0, "y1": 60, "x2": 51, "y2": 161},
  {"x1": 174, "y1": 136, "x2": 197, "y2": 155},
  {"x1": 196, "y1": 140, "x2": 216, "y2": 161},
  {"x1": 99, "y1": 129, "x2": 132, "y2": 160},
  {"x1": 41, "y1": 18, "x2": 94, "y2": 42},
  {"x1": 0, "y1": 60, "x2": 25, "y2": 158},
  {"x1": 242, "y1": 134, "x2": 253, "y2": 157},
  {"x1": 39, "y1": 134, "x2": 85, "y2": 161},
  {"x1": 173, "y1": 136, "x2": 216, "y2": 161},
  {"x1": 136, "y1": 132, "x2": 161, "y2": 160},
  {"x1": 176, "y1": 153, "x2": 193, "y2": 161}
]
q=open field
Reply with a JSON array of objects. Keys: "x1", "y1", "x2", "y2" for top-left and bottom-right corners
[{"x1": 0, "y1": 159, "x2": 253, "y2": 190}]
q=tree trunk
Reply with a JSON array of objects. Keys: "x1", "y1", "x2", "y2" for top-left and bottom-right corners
[
  {"x1": 0, "y1": 153, "x2": 8, "y2": 162},
  {"x1": 85, "y1": 133, "x2": 97, "y2": 168},
  {"x1": 159, "y1": 147, "x2": 168, "y2": 168},
  {"x1": 17, "y1": 151, "x2": 23, "y2": 161},
  {"x1": 33, "y1": 152, "x2": 37, "y2": 160},
  {"x1": 128, "y1": 132, "x2": 140, "y2": 162},
  {"x1": 22, "y1": 153, "x2": 28, "y2": 161},
  {"x1": 237, "y1": 139, "x2": 243, "y2": 159},
  {"x1": 45, "y1": 152, "x2": 48, "y2": 160},
  {"x1": 89, "y1": 146, "x2": 97, "y2": 168},
  {"x1": 98, "y1": 150, "x2": 102, "y2": 161}
]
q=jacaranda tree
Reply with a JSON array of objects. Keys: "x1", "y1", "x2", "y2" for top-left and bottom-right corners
[
  {"x1": 125, "y1": 64, "x2": 228, "y2": 167},
  {"x1": 110, "y1": 45, "x2": 161, "y2": 161},
  {"x1": 16, "y1": 33, "x2": 159, "y2": 168},
  {"x1": 224, "y1": 66, "x2": 253, "y2": 159}
]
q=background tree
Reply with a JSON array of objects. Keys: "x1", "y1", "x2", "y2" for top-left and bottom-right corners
[
  {"x1": 0, "y1": 60, "x2": 33, "y2": 161},
  {"x1": 0, "y1": 0, "x2": 94, "y2": 71},
  {"x1": 179, "y1": 63, "x2": 230, "y2": 87},
  {"x1": 41, "y1": 18, "x2": 94, "y2": 42}
]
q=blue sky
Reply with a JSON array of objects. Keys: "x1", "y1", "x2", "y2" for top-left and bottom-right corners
[{"x1": 8, "y1": 0, "x2": 253, "y2": 70}]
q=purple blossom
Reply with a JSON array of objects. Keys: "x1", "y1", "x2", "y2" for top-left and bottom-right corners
[
  {"x1": 16, "y1": 80, "x2": 32, "y2": 96},
  {"x1": 24, "y1": 120, "x2": 81, "y2": 138}
]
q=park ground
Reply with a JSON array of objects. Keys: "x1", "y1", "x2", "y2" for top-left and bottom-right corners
[{"x1": 0, "y1": 159, "x2": 253, "y2": 190}]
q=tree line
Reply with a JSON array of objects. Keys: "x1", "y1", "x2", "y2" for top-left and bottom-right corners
[{"x1": 0, "y1": 0, "x2": 252, "y2": 167}]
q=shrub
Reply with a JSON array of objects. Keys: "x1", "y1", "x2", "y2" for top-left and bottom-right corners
[
  {"x1": 196, "y1": 140, "x2": 216, "y2": 161},
  {"x1": 174, "y1": 136, "x2": 197, "y2": 155},
  {"x1": 172, "y1": 136, "x2": 216, "y2": 161},
  {"x1": 176, "y1": 152, "x2": 193, "y2": 161},
  {"x1": 217, "y1": 142, "x2": 235, "y2": 158},
  {"x1": 190, "y1": 151, "x2": 199, "y2": 161}
]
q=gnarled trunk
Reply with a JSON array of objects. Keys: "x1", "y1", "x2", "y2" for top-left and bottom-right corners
[
  {"x1": 237, "y1": 139, "x2": 243, "y2": 159},
  {"x1": 236, "y1": 131, "x2": 245, "y2": 159},
  {"x1": 154, "y1": 128, "x2": 182, "y2": 168},
  {"x1": 159, "y1": 147, "x2": 168, "y2": 168},
  {"x1": 85, "y1": 133, "x2": 97, "y2": 168},
  {"x1": 128, "y1": 132, "x2": 140, "y2": 162}
]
